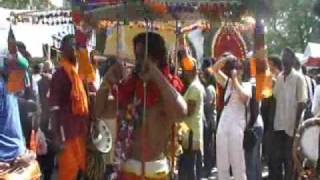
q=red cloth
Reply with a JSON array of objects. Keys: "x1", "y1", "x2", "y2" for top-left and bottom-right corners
[
  {"x1": 118, "y1": 65, "x2": 184, "y2": 108},
  {"x1": 49, "y1": 68, "x2": 88, "y2": 140}
]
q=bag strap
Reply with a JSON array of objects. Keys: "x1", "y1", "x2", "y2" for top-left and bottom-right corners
[
  {"x1": 311, "y1": 79, "x2": 315, "y2": 97},
  {"x1": 223, "y1": 78, "x2": 231, "y2": 106},
  {"x1": 304, "y1": 76, "x2": 311, "y2": 101}
]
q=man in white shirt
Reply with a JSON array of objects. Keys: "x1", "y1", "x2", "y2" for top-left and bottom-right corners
[{"x1": 270, "y1": 48, "x2": 307, "y2": 180}]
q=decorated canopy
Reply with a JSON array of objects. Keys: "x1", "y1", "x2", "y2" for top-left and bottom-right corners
[{"x1": 70, "y1": 0, "x2": 245, "y2": 25}]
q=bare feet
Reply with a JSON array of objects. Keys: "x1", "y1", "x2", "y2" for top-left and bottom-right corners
[
  {"x1": 0, "y1": 162, "x2": 10, "y2": 173},
  {"x1": 14, "y1": 151, "x2": 36, "y2": 167}
]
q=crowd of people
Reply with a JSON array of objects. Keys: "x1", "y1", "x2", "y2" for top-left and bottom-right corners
[{"x1": 0, "y1": 29, "x2": 319, "y2": 180}]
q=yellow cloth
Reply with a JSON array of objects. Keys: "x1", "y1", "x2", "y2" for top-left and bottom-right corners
[
  {"x1": 182, "y1": 78, "x2": 204, "y2": 152},
  {"x1": 60, "y1": 58, "x2": 89, "y2": 116},
  {"x1": 121, "y1": 158, "x2": 169, "y2": 179},
  {"x1": 77, "y1": 48, "x2": 96, "y2": 83},
  {"x1": 0, "y1": 160, "x2": 41, "y2": 180},
  {"x1": 256, "y1": 70, "x2": 272, "y2": 100}
]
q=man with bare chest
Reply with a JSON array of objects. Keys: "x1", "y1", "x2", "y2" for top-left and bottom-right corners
[{"x1": 95, "y1": 32, "x2": 186, "y2": 179}]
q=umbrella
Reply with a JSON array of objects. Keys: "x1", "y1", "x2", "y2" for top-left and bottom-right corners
[{"x1": 84, "y1": 0, "x2": 243, "y2": 22}]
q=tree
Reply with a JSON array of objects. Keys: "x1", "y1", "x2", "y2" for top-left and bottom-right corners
[
  {"x1": 265, "y1": 0, "x2": 320, "y2": 54},
  {"x1": 0, "y1": 0, "x2": 54, "y2": 9}
]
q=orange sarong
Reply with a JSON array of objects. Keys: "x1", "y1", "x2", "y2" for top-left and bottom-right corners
[{"x1": 58, "y1": 136, "x2": 86, "y2": 180}]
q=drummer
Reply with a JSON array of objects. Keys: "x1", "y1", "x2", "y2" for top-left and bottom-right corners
[
  {"x1": 0, "y1": 32, "x2": 36, "y2": 171},
  {"x1": 97, "y1": 32, "x2": 187, "y2": 179}
]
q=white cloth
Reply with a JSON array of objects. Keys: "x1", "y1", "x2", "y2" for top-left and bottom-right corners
[
  {"x1": 312, "y1": 85, "x2": 320, "y2": 116},
  {"x1": 216, "y1": 81, "x2": 251, "y2": 180},
  {"x1": 32, "y1": 74, "x2": 42, "y2": 100},
  {"x1": 94, "y1": 69, "x2": 101, "y2": 90},
  {"x1": 122, "y1": 158, "x2": 169, "y2": 178},
  {"x1": 254, "y1": 101, "x2": 264, "y2": 128},
  {"x1": 254, "y1": 115, "x2": 264, "y2": 128},
  {"x1": 273, "y1": 69, "x2": 307, "y2": 136},
  {"x1": 182, "y1": 77, "x2": 205, "y2": 152}
]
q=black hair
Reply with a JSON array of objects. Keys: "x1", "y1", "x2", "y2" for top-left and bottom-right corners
[
  {"x1": 202, "y1": 58, "x2": 213, "y2": 70},
  {"x1": 283, "y1": 47, "x2": 296, "y2": 60},
  {"x1": 16, "y1": 41, "x2": 26, "y2": 51},
  {"x1": 133, "y1": 32, "x2": 167, "y2": 68},
  {"x1": 99, "y1": 56, "x2": 118, "y2": 77},
  {"x1": 302, "y1": 66, "x2": 307, "y2": 75},
  {"x1": 223, "y1": 55, "x2": 242, "y2": 78},
  {"x1": 60, "y1": 34, "x2": 74, "y2": 51},
  {"x1": 268, "y1": 55, "x2": 282, "y2": 71},
  {"x1": 33, "y1": 64, "x2": 42, "y2": 74}
]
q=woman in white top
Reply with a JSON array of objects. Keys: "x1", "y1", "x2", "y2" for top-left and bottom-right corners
[{"x1": 211, "y1": 54, "x2": 250, "y2": 180}]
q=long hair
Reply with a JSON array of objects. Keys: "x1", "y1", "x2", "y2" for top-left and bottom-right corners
[{"x1": 133, "y1": 32, "x2": 167, "y2": 68}]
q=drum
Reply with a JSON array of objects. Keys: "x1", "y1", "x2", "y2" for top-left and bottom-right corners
[
  {"x1": 100, "y1": 118, "x2": 117, "y2": 165},
  {"x1": 0, "y1": 160, "x2": 41, "y2": 180},
  {"x1": 293, "y1": 118, "x2": 320, "y2": 179}
]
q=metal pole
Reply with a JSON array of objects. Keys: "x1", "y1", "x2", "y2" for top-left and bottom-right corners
[
  {"x1": 174, "y1": 20, "x2": 180, "y2": 75},
  {"x1": 116, "y1": 21, "x2": 120, "y2": 57},
  {"x1": 141, "y1": 17, "x2": 149, "y2": 180}
]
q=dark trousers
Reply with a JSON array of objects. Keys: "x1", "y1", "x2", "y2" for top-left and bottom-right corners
[
  {"x1": 268, "y1": 131, "x2": 294, "y2": 180},
  {"x1": 203, "y1": 122, "x2": 215, "y2": 175},
  {"x1": 38, "y1": 145, "x2": 56, "y2": 180},
  {"x1": 178, "y1": 149, "x2": 202, "y2": 180},
  {"x1": 245, "y1": 126, "x2": 263, "y2": 180}
]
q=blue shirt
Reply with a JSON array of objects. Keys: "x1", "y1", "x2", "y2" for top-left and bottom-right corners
[{"x1": 0, "y1": 77, "x2": 26, "y2": 162}]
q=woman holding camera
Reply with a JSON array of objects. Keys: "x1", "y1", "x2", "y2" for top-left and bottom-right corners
[{"x1": 210, "y1": 54, "x2": 251, "y2": 180}]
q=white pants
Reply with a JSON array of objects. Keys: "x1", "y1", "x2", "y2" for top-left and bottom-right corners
[{"x1": 216, "y1": 117, "x2": 247, "y2": 180}]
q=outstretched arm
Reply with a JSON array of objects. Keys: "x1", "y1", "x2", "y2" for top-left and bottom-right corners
[{"x1": 210, "y1": 57, "x2": 228, "y2": 87}]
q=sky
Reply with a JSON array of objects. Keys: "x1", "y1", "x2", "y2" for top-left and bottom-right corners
[{"x1": 50, "y1": 0, "x2": 63, "y2": 7}]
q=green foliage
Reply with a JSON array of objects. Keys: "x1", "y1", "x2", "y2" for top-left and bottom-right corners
[
  {"x1": 0, "y1": 0, "x2": 52, "y2": 9},
  {"x1": 265, "y1": 0, "x2": 320, "y2": 54}
]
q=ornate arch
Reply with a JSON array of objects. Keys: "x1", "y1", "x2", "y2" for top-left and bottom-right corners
[{"x1": 212, "y1": 23, "x2": 247, "y2": 60}]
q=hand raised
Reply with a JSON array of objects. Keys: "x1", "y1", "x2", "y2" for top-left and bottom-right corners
[
  {"x1": 104, "y1": 61, "x2": 124, "y2": 84},
  {"x1": 138, "y1": 60, "x2": 160, "y2": 82}
]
